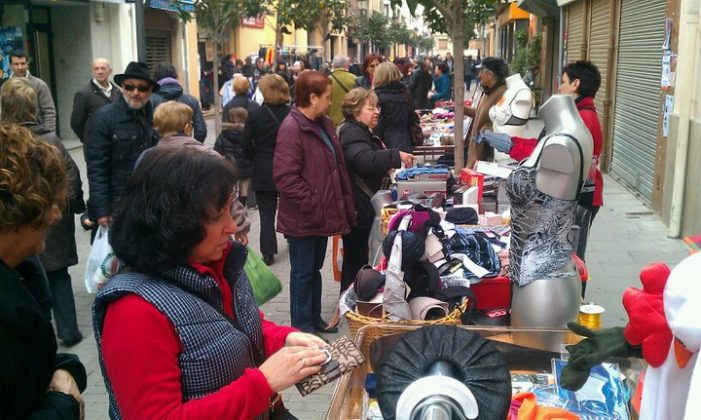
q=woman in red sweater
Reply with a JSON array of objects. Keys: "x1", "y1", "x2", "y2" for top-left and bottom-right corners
[{"x1": 93, "y1": 146, "x2": 328, "y2": 419}]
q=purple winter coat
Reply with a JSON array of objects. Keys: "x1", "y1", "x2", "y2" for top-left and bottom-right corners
[{"x1": 273, "y1": 107, "x2": 356, "y2": 237}]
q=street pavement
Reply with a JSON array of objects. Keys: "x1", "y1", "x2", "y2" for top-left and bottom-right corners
[{"x1": 60, "y1": 119, "x2": 689, "y2": 419}]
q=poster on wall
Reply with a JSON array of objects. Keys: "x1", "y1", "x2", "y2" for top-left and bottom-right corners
[
  {"x1": 663, "y1": 95, "x2": 675, "y2": 138},
  {"x1": 661, "y1": 51, "x2": 672, "y2": 89},
  {"x1": 0, "y1": 27, "x2": 23, "y2": 81}
]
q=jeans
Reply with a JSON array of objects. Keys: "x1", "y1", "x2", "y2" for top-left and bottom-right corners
[
  {"x1": 47, "y1": 267, "x2": 82, "y2": 341},
  {"x1": 287, "y1": 236, "x2": 328, "y2": 332},
  {"x1": 256, "y1": 191, "x2": 279, "y2": 256},
  {"x1": 341, "y1": 227, "x2": 371, "y2": 294}
]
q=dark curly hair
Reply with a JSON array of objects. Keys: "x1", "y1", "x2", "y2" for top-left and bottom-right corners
[
  {"x1": 480, "y1": 57, "x2": 510, "y2": 83},
  {"x1": 562, "y1": 60, "x2": 601, "y2": 98},
  {"x1": 0, "y1": 123, "x2": 67, "y2": 231},
  {"x1": 110, "y1": 146, "x2": 237, "y2": 274}
]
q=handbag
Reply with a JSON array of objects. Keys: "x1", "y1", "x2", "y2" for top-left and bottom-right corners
[
  {"x1": 244, "y1": 247, "x2": 282, "y2": 306},
  {"x1": 295, "y1": 336, "x2": 365, "y2": 396}
]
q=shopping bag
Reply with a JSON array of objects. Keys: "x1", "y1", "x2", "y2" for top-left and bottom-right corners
[
  {"x1": 244, "y1": 247, "x2": 282, "y2": 306},
  {"x1": 84, "y1": 226, "x2": 118, "y2": 293}
]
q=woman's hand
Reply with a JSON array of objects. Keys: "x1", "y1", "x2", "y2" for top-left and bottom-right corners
[
  {"x1": 399, "y1": 152, "x2": 415, "y2": 168},
  {"x1": 48, "y1": 369, "x2": 84, "y2": 419},
  {"x1": 285, "y1": 332, "x2": 327, "y2": 348},
  {"x1": 259, "y1": 346, "x2": 328, "y2": 392}
]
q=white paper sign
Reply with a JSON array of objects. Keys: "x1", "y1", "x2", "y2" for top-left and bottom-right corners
[{"x1": 663, "y1": 95, "x2": 675, "y2": 138}]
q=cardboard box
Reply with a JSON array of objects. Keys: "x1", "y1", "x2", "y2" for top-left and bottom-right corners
[
  {"x1": 453, "y1": 186, "x2": 479, "y2": 207},
  {"x1": 397, "y1": 180, "x2": 447, "y2": 199},
  {"x1": 481, "y1": 196, "x2": 498, "y2": 213},
  {"x1": 408, "y1": 171, "x2": 451, "y2": 182},
  {"x1": 460, "y1": 168, "x2": 484, "y2": 209},
  {"x1": 473, "y1": 160, "x2": 515, "y2": 179}
]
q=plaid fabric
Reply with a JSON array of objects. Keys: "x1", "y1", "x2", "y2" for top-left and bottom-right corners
[{"x1": 93, "y1": 244, "x2": 265, "y2": 419}]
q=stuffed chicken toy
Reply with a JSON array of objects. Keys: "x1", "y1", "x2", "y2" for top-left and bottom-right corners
[{"x1": 562, "y1": 253, "x2": 701, "y2": 420}]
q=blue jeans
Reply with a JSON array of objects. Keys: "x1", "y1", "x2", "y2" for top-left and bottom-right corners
[{"x1": 287, "y1": 236, "x2": 328, "y2": 332}]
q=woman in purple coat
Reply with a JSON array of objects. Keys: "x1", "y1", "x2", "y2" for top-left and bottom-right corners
[{"x1": 273, "y1": 71, "x2": 356, "y2": 334}]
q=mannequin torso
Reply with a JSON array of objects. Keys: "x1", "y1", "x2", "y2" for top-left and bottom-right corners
[
  {"x1": 490, "y1": 74, "x2": 534, "y2": 138},
  {"x1": 506, "y1": 95, "x2": 594, "y2": 350}
]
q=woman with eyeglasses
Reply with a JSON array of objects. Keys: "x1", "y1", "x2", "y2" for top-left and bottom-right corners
[
  {"x1": 354, "y1": 54, "x2": 383, "y2": 90},
  {"x1": 338, "y1": 88, "x2": 414, "y2": 293},
  {"x1": 94, "y1": 146, "x2": 327, "y2": 419}
]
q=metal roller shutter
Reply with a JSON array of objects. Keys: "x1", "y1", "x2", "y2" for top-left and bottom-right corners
[
  {"x1": 146, "y1": 32, "x2": 172, "y2": 73},
  {"x1": 587, "y1": 0, "x2": 612, "y2": 126},
  {"x1": 610, "y1": 0, "x2": 665, "y2": 203},
  {"x1": 566, "y1": 1, "x2": 585, "y2": 62}
]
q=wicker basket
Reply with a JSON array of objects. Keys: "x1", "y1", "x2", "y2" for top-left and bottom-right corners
[{"x1": 344, "y1": 298, "x2": 469, "y2": 339}]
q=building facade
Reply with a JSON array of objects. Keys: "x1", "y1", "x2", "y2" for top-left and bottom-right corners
[{"x1": 0, "y1": 0, "x2": 198, "y2": 142}]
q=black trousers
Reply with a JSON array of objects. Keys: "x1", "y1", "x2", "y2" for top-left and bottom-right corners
[
  {"x1": 256, "y1": 191, "x2": 278, "y2": 256},
  {"x1": 47, "y1": 267, "x2": 82, "y2": 341},
  {"x1": 341, "y1": 227, "x2": 371, "y2": 294}
]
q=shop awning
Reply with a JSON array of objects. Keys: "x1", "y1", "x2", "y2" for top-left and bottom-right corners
[
  {"x1": 148, "y1": 0, "x2": 194, "y2": 12},
  {"x1": 517, "y1": 0, "x2": 559, "y2": 17}
]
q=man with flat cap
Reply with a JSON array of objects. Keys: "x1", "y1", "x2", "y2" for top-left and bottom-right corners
[{"x1": 86, "y1": 61, "x2": 159, "y2": 228}]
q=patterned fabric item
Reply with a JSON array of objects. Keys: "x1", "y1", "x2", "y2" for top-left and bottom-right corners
[
  {"x1": 506, "y1": 165, "x2": 577, "y2": 286},
  {"x1": 296, "y1": 336, "x2": 364, "y2": 396},
  {"x1": 444, "y1": 227, "x2": 501, "y2": 279},
  {"x1": 93, "y1": 244, "x2": 265, "y2": 419}
]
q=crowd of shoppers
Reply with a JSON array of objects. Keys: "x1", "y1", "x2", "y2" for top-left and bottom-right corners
[{"x1": 0, "y1": 46, "x2": 611, "y2": 418}]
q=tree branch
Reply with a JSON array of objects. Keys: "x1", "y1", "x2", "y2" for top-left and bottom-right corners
[{"x1": 430, "y1": 0, "x2": 452, "y2": 20}]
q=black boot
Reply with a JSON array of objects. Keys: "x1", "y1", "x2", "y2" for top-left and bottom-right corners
[
  {"x1": 262, "y1": 254, "x2": 274, "y2": 266},
  {"x1": 314, "y1": 317, "x2": 338, "y2": 333}
]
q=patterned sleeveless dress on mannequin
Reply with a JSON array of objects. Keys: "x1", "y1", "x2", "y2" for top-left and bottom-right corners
[{"x1": 506, "y1": 163, "x2": 578, "y2": 287}]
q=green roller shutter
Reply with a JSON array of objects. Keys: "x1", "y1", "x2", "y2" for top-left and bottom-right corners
[{"x1": 610, "y1": 0, "x2": 665, "y2": 203}]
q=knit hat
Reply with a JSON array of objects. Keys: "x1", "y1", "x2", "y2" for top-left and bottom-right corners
[
  {"x1": 445, "y1": 207, "x2": 478, "y2": 225},
  {"x1": 382, "y1": 230, "x2": 425, "y2": 270}
]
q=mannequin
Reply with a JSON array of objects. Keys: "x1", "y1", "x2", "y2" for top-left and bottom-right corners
[
  {"x1": 368, "y1": 190, "x2": 394, "y2": 266},
  {"x1": 506, "y1": 94, "x2": 593, "y2": 351},
  {"x1": 473, "y1": 74, "x2": 537, "y2": 156},
  {"x1": 489, "y1": 74, "x2": 534, "y2": 137}
]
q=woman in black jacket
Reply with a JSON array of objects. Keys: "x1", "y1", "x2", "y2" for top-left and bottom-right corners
[
  {"x1": 241, "y1": 74, "x2": 291, "y2": 266},
  {"x1": 0, "y1": 124, "x2": 86, "y2": 420},
  {"x1": 339, "y1": 88, "x2": 414, "y2": 292},
  {"x1": 1, "y1": 77, "x2": 86, "y2": 347},
  {"x1": 373, "y1": 62, "x2": 416, "y2": 152}
]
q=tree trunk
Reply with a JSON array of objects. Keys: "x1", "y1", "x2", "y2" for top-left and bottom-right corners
[
  {"x1": 452, "y1": 0, "x2": 466, "y2": 172},
  {"x1": 213, "y1": 53, "x2": 222, "y2": 136}
]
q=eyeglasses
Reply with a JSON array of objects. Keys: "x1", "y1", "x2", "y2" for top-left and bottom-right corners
[
  {"x1": 364, "y1": 105, "x2": 380, "y2": 112},
  {"x1": 123, "y1": 83, "x2": 151, "y2": 92}
]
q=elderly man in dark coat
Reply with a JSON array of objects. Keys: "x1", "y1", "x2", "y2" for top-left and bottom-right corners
[{"x1": 70, "y1": 58, "x2": 120, "y2": 143}]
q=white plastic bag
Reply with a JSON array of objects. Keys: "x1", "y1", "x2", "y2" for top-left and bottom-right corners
[{"x1": 84, "y1": 226, "x2": 118, "y2": 293}]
